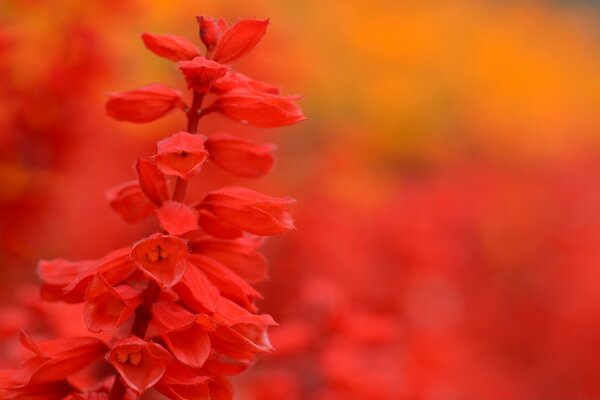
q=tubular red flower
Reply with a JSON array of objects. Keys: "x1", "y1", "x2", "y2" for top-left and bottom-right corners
[
  {"x1": 155, "y1": 131, "x2": 208, "y2": 179},
  {"x1": 173, "y1": 261, "x2": 220, "y2": 313},
  {"x1": 106, "y1": 181, "x2": 155, "y2": 223},
  {"x1": 151, "y1": 301, "x2": 212, "y2": 368},
  {"x1": 196, "y1": 16, "x2": 227, "y2": 51},
  {"x1": 197, "y1": 208, "x2": 243, "y2": 239},
  {"x1": 84, "y1": 274, "x2": 142, "y2": 333},
  {"x1": 206, "y1": 133, "x2": 275, "y2": 177},
  {"x1": 10, "y1": 332, "x2": 107, "y2": 387},
  {"x1": 190, "y1": 236, "x2": 268, "y2": 282},
  {"x1": 131, "y1": 234, "x2": 188, "y2": 288},
  {"x1": 213, "y1": 19, "x2": 270, "y2": 64},
  {"x1": 135, "y1": 158, "x2": 170, "y2": 205},
  {"x1": 107, "y1": 337, "x2": 170, "y2": 394},
  {"x1": 201, "y1": 186, "x2": 296, "y2": 235},
  {"x1": 141, "y1": 33, "x2": 200, "y2": 62},
  {"x1": 156, "y1": 201, "x2": 199, "y2": 236},
  {"x1": 178, "y1": 57, "x2": 229, "y2": 93},
  {"x1": 212, "y1": 71, "x2": 280, "y2": 95},
  {"x1": 205, "y1": 89, "x2": 306, "y2": 128},
  {"x1": 106, "y1": 84, "x2": 183, "y2": 123}
]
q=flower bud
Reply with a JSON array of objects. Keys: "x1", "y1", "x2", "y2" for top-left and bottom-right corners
[{"x1": 106, "y1": 84, "x2": 183, "y2": 123}]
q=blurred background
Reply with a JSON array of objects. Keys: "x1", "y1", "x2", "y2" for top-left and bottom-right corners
[{"x1": 2, "y1": 0, "x2": 600, "y2": 399}]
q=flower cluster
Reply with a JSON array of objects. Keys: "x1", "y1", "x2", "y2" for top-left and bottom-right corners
[{"x1": 0, "y1": 16, "x2": 303, "y2": 400}]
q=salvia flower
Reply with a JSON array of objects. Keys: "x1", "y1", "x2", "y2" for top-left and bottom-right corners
[{"x1": 1, "y1": 15, "x2": 304, "y2": 400}]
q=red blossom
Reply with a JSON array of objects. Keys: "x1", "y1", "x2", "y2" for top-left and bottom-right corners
[
  {"x1": 212, "y1": 71, "x2": 280, "y2": 95},
  {"x1": 106, "y1": 84, "x2": 183, "y2": 123},
  {"x1": 173, "y1": 261, "x2": 220, "y2": 313},
  {"x1": 155, "y1": 131, "x2": 208, "y2": 179},
  {"x1": 152, "y1": 301, "x2": 212, "y2": 368},
  {"x1": 212, "y1": 19, "x2": 269, "y2": 64},
  {"x1": 190, "y1": 236, "x2": 268, "y2": 282},
  {"x1": 106, "y1": 181, "x2": 155, "y2": 223},
  {"x1": 131, "y1": 234, "x2": 188, "y2": 288},
  {"x1": 178, "y1": 57, "x2": 229, "y2": 93},
  {"x1": 155, "y1": 359, "x2": 211, "y2": 400},
  {"x1": 107, "y1": 337, "x2": 170, "y2": 394},
  {"x1": 10, "y1": 332, "x2": 107, "y2": 387},
  {"x1": 84, "y1": 274, "x2": 142, "y2": 333},
  {"x1": 206, "y1": 133, "x2": 275, "y2": 177},
  {"x1": 205, "y1": 89, "x2": 305, "y2": 128},
  {"x1": 196, "y1": 16, "x2": 227, "y2": 51},
  {"x1": 197, "y1": 208, "x2": 244, "y2": 239},
  {"x1": 201, "y1": 186, "x2": 296, "y2": 235},
  {"x1": 135, "y1": 158, "x2": 169, "y2": 205},
  {"x1": 141, "y1": 33, "x2": 200, "y2": 62},
  {"x1": 156, "y1": 201, "x2": 199, "y2": 236}
]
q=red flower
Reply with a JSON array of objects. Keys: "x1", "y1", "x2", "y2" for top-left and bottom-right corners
[
  {"x1": 213, "y1": 19, "x2": 270, "y2": 64},
  {"x1": 173, "y1": 261, "x2": 220, "y2": 313},
  {"x1": 152, "y1": 301, "x2": 213, "y2": 368},
  {"x1": 201, "y1": 186, "x2": 296, "y2": 235},
  {"x1": 197, "y1": 208, "x2": 243, "y2": 239},
  {"x1": 156, "y1": 201, "x2": 199, "y2": 236},
  {"x1": 131, "y1": 234, "x2": 188, "y2": 288},
  {"x1": 205, "y1": 89, "x2": 305, "y2": 128},
  {"x1": 107, "y1": 337, "x2": 170, "y2": 394},
  {"x1": 155, "y1": 131, "x2": 208, "y2": 179},
  {"x1": 212, "y1": 71, "x2": 280, "y2": 95},
  {"x1": 206, "y1": 133, "x2": 275, "y2": 177},
  {"x1": 135, "y1": 158, "x2": 170, "y2": 205},
  {"x1": 84, "y1": 274, "x2": 142, "y2": 333},
  {"x1": 196, "y1": 16, "x2": 227, "y2": 51},
  {"x1": 155, "y1": 359, "x2": 211, "y2": 400},
  {"x1": 106, "y1": 181, "x2": 154, "y2": 223},
  {"x1": 10, "y1": 332, "x2": 107, "y2": 386},
  {"x1": 190, "y1": 236, "x2": 268, "y2": 282},
  {"x1": 141, "y1": 33, "x2": 200, "y2": 62},
  {"x1": 178, "y1": 57, "x2": 229, "y2": 93},
  {"x1": 106, "y1": 84, "x2": 183, "y2": 123}
]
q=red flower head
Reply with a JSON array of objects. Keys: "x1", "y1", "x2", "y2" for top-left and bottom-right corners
[
  {"x1": 131, "y1": 234, "x2": 188, "y2": 288},
  {"x1": 106, "y1": 84, "x2": 183, "y2": 123},
  {"x1": 213, "y1": 19, "x2": 270, "y2": 63},
  {"x1": 152, "y1": 301, "x2": 213, "y2": 368},
  {"x1": 107, "y1": 337, "x2": 170, "y2": 394},
  {"x1": 156, "y1": 201, "x2": 199, "y2": 236},
  {"x1": 155, "y1": 131, "x2": 208, "y2": 179},
  {"x1": 178, "y1": 57, "x2": 229, "y2": 93},
  {"x1": 10, "y1": 332, "x2": 107, "y2": 387},
  {"x1": 201, "y1": 186, "x2": 296, "y2": 235},
  {"x1": 84, "y1": 274, "x2": 142, "y2": 333},
  {"x1": 141, "y1": 33, "x2": 200, "y2": 62},
  {"x1": 196, "y1": 16, "x2": 227, "y2": 50},
  {"x1": 106, "y1": 181, "x2": 154, "y2": 223},
  {"x1": 205, "y1": 90, "x2": 305, "y2": 128},
  {"x1": 206, "y1": 133, "x2": 275, "y2": 178}
]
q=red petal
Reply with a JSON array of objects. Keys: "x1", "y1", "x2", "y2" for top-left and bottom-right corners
[
  {"x1": 155, "y1": 359, "x2": 210, "y2": 400},
  {"x1": 190, "y1": 237, "x2": 268, "y2": 282},
  {"x1": 196, "y1": 16, "x2": 224, "y2": 51},
  {"x1": 188, "y1": 254, "x2": 261, "y2": 311},
  {"x1": 131, "y1": 234, "x2": 188, "y2": 288},
  {"x1": 156, "y1": 201, "x2": 199, "y2": 236},
  {"x1": 155, "y1": 132, "x2": 208, "y2": 179},
  {"x1": 136, "y1": 159, "x2": 169, "y2": 205},
  {"x1": 173, "y1": 261, "x2": 219, "y2": 312},
  {"x1": 12, "y1": 333, "x2": 107, "y2": 386},
  {"x1": 206, "y1": 133, "x2": 275, "y2": 178},
  {"x1": 178, "y1": 57, "x2": 229, "y2": 93},
  {"x1": 84, "y1": 275, "x2": 142, "y2": 333},
  {"x1": 202, "y1": 186, "x2": 296, "y2": 235},
  {"x1": 108, "y1": 337, "x2": 170, "y2": 394},
  {"x1": 208, "y1": 377, "x2": 234, "y2": 400},
  {"x1": 206, "y1": 89, "x2": 305, "y2": 128},
  {"x1": 197, "y1": 208, "x2": 243, "y2": 239},
  {"x1": 106, "y1": 84, "x2": 182, "y2": 123},
  {"x1": 106, "y1": 181, "x2": 155, "y2": 223},
  {"x1": 213, "y1": 19, "x2": 269, "y2": 63},
  {"x1": 212, "y1": 71, "x2": 279, "y2": 95},
  {"x1": 141, "y1": 33, "x2": 200, "y2": 61}
]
